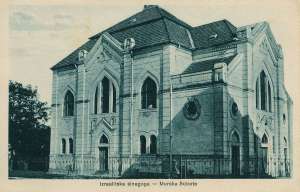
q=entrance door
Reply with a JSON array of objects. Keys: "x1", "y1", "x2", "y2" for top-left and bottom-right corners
[
  {"x1": 232, "y1": 145, "x2": 240, "y2": 176},
  {"x1": 99, "y1": 147, "x2": 108, "y2": 172},
  {"x1": 261, "y1": 147, "x2": 268, "y2": 175}
]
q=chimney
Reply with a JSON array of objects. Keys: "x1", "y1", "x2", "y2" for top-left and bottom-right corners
[{"x1": 144, "y1": 5, "x2": 158, "y2": 10}]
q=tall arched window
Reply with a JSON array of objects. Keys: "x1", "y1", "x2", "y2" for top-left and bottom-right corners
[
  {"x1": 255, "y1": 71, "x2": 272, "y2": 112},
  {"x1": 62, "y1": 138, "x2": 66, "y2": 154},
  {"x1": 64, "y1": 91, "x2": 74, "y2": 116},
  {"x1": 141, "y1": 77, "x2": 157, "y2": 109},
  {"x1": 69, "y1": 138, "x2": 73, "y2": 154},
  {"x1": 94, "y1": 86, "x2": 99, "y2": 114},
  {"x1": 113, "y1": 85, "x2": 116, "y2": 113},
  {"x1": 268, "y1": 83, "x2": 272, "y2": 112},
  {"x1": 140, "y1": 135, "x2": 146, "y2": 154},
  {"x1": 150, "y1": 135, "x2": 157, "y2": 154},
  {"x1": 256, "y1": 80, "x2": 260, "y2": 109},
  {"x1": 102, "y1": 77, "x2": 110, "y2": 113},
  {"x1": 260, "y1": 71, "x2": 266, "y2": 110},
  {"x1": 101, "y1": 77, "x2": 117, "y2": 113}
]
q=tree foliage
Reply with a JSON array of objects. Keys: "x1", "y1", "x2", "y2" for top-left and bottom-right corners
[{"x1": 9, "y1": 80, "x2": 50, "y2": 170}]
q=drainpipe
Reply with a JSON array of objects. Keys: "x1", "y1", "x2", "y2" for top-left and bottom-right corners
[
  {"x1": 169, "y1": 79, "x2": 173, "y2": 178},
  {"x1": 73, "y1": 63, "x2": 78, "y2": 173},
  {"x1": 130, "y1": 50, "x2": 134, "y2": 160}
]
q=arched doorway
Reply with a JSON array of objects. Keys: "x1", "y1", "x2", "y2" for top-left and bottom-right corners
[
  {"x1": 231, "y1": 131, "x2": 240, "y2": 176},
  {"x1": 261, "y1": 134, "x2": 268, "y2": 176},
  {"x1": 99, "y1": 135, "x2": 109, "y2": 172}
]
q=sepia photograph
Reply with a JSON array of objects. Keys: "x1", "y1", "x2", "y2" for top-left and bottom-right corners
[{"x1": 2, "y1": 0, "x2": 300, "y2": 191}]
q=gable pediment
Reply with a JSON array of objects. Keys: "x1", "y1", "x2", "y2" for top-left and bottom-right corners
[
  {"x1": 90, "y1": 117, "x2": 115, "y2": 135},
  {"x1": 254, "y1": 23, "x2": 282, "y2": 65},
  {"x1": 85, "y1": 33, "x2": 123, "y2": 68}
]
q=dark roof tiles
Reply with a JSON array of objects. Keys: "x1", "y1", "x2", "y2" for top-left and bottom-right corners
[
  {"x1": 51, "y1": 6, "x2": 237, "y2": 70},
  {"x1": 191, "y1": 20, "x2": 236, "y2": 49},
  {"x1": 182, "y1": 55, "x2": 236, "y2": 74}
]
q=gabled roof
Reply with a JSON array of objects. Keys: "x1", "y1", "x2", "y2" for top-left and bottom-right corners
[
  {"x1": 51, "y1": 5, "x2": 237, "y2": 70},
  {"x1": 182, "y1": 55, "x2": 236, "y2": 74}
]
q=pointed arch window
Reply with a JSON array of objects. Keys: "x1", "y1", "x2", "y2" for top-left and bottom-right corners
[
  {"x1": 94, "y1": 86, "x2": 99, "y2": 114},
  {"x1": 150, "y1": 135, "x2": 157, "y2": 154},
  {"x1": 262, "y1": 134, "x2": 268, "y2": 144},
  {"x1": 141, "y1": 77, "x2": 157, "y2": 109},
  {"x1": 64, "y1": 91, "x2": 74, "y2": 116},
  {"x1": 140, "y1": 135, "x2": 146, "y2": 154},
  {"x1": 260, "y1": 71, "x2": 266, "y2": 110},
  {"x1": 268, "y1": 83, "x2": 272, "y2": 112},
  {"x1": 101, "y1": 76, "x2": 117, "y2": 113},
  {"x1": 69, "y1": 138, "x2": 73, "y2": 154},
  {"x1": 102, "y1": 77, "x2": 110, "y2": 113},
  {"x1": 232, "y1": 132, "x2": 240, "y2": 145},
  {"x1": 255, "y1": 71, "x2": 272, "y2": 112},
  {"x1": 62, "y1": 138, "x2": 66, "y2": 154},
  {"x1": 256, "y1": 80, "x2": 260, "y2": 109},
  {"x1": 100, "y1": 134, "x2": 109, "y2": 144},
  {"x1": 113, "y1": 85, "x2": 116, "y2": 113}
]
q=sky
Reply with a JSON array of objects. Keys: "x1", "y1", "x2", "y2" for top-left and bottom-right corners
[{"x1": 8, "y1": 0, "x2": 300, "y2": 105}]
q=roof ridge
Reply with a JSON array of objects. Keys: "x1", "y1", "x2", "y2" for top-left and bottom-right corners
[
  {"x1": 193, "y1": 19, "x2": 227, "y2": 29},
  {"x1": 89, "y1": 6, "x2": 163, "y2": 39},
  {"x1": 157, "y1": 7, "x2": 171, "y2": 42},
  {"x1": 158, "y1": 6, "x2": 192, "y2": 29},
  {"x1": 222, "y1": 19, "x2": 237, "y2": 34}
]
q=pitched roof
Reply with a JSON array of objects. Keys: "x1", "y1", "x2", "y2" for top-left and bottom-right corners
[
  {"x1": 190, "y1": 20, "x2": 237, "y2": 49},
  {"x1": 51, "y1": 5, "x2": 237, "y2": 70},
  {"x1": 51, "y1": 39, "x2": 97, "y2": 70},
  {"x1": 182, "y1": 55, "x2": 236, "y2": 74}
]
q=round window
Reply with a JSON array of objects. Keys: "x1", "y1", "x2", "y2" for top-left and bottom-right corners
[
  {"x1": 183, "y1": 98, "x2": 201, "y2": 120},
  {"x1": 231, "y1": 102, "x2": 238, "y2": 116}
]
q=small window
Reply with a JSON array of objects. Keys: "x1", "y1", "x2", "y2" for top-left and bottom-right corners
[
  {"x1": 232, "y1": 102, "x2": 238, "y2": 116},
  {"x1": 62, "y1": 139, "x2": 66, "y2": 154},
  {"x1": 209, "y1": 33, "x2": 218, "y2": 40},
  {"x1": 262, "y1": 134, "x2": 268, "y2": 144},
  {"x1": 283, "y1": 114, "x2": 286, "y2": 124},
  {"x1": 140, "y1": 135, "x2": 146, "y2": 154}
]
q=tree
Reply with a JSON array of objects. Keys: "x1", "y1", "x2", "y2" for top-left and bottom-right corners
[{"x1": 9, "y1": 80, "x2": 50, "y2": 171}]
